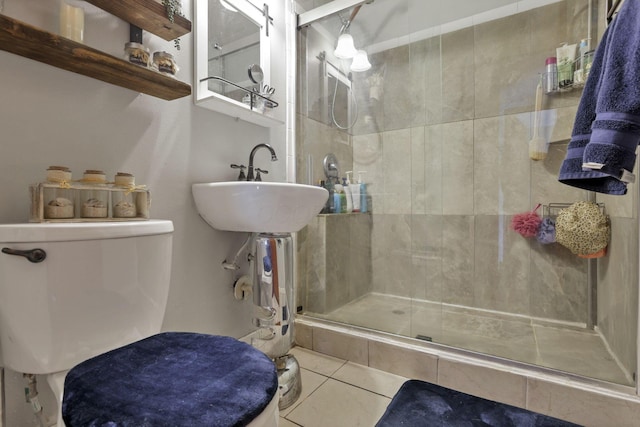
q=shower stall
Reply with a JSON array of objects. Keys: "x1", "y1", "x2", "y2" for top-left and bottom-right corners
[{"x1": 294, "y1": 0, "x2": 639, "y2": 388}]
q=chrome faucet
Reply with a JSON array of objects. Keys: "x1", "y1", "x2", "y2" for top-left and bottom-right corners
[{"x1": 247, "y1": 143, "x2": 278, "y2": 181}]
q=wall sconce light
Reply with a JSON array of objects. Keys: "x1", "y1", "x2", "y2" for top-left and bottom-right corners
[
  {"x1": 334, "y1": 33, "x2": 357, "y2": 59},
  {"x1": 350, "y1": 49, "x2": 371, "y2": 72}
]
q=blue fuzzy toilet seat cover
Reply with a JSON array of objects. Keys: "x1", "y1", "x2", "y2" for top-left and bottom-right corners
[{"x1": 62, "y1": 332, "x2": 278, "y2": 427}]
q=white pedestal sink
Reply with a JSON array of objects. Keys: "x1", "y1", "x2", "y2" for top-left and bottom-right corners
[
  {"x1": 192, "y1": 181, "x2": 328, "y2": 410},
  {"x1": 191, "y1": 181, "x2": 328, "y2": 233}
]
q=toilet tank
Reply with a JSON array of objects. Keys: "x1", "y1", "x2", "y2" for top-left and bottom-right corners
[{"x1": 0, "y1": 220, "x2": 173, "y2": 374}]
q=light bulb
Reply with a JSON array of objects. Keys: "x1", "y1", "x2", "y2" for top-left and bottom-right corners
[
  {"x1": 350, "y1": 50, "x2": 371, "y2": 72},
  {"x1": 334, "y1": 34, "x2": 357, "y2": 59}
]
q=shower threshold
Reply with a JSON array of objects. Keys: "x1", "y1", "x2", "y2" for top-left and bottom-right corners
[{"x1": 305, "y1": 293, "x2": 633, "y2": 386}]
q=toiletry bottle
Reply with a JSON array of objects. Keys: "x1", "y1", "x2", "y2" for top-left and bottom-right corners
[
  {"x1": 573, "y1": 38, "x2": 590, "y2": 84},
  {"x1": 556, "y1": 43, "x2": 577, "y2": 89},
  {"x1": 333, "y1": 183, "x2": 343, "y2": 214},
  {"x1": 342, "y1": 176, "x2": 353, "y2": 213},
  {"x1": 578, "y1": 38, "x2": 589, "y2": 72},
  {"x1": 544, "y1": 57, "x2": 558, "y2": 93},
  {"x1": 358, "y1": 171, "x2": 368, "y2": 213},
  {"x1": 347, "y1": 171, "x2": 361, "y2": 212},
  {"x1": 583, "y1": 50, "x2": 594, "y2": 80},
  {"x1": 340, "y1": 184, "x2": 347, "y2": 213},
  {"x1": 335, "y1": 183, "x2": 347, "y2": 213},
  {"x1": 319, "y1": 180, "x2": 328, "y2": 213},
  {"x1": 324, "y1": 179, "x2": 335, "y2": 213}
]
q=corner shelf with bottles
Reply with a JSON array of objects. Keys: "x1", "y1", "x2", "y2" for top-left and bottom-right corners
[{"x1": 542, "y1": 41, "x2": 594, "y2": 95}]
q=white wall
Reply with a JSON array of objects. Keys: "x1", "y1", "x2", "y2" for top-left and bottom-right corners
[{"x1": 0, "y1": 0, "x2": 287, "y2": 424}]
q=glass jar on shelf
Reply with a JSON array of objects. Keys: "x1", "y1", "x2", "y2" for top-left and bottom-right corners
[
  {"x1": 112, "y1": 172, "x2": 137, "y2": 218},
  {"x1": 80, "y1": 170, "x2": 108, "y2": 218},
  {"x1": 43, "y1": 166, "x2": 75, "y2": 219},
  {"x1": 152, "y1": 51, "x2": 178, "y2": 77},
  {"x1": 124, "y1": 42, "x2": 151, "y2": 68}
]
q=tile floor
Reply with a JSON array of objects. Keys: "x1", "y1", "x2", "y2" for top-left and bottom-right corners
[
  {"x1": 307, "y1": 293, "x2": 633, "y2": 386},
  {"x1": 280, "y1": 346, "x2": 408, "y2": 427}
]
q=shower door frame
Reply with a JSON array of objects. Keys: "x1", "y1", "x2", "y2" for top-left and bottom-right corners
[
  {"x1": 297, "y1": 0, "x2": 369, "y2": 28},
  {"x1": 291, "y1": 0, "x2": 640, "y2": 397}
]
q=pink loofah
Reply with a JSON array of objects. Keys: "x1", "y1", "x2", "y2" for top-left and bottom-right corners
[{"x1": 511, "y1": 204, "x2": 542, "y2": 238}]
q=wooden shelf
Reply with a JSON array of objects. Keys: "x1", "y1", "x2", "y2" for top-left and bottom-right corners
[
  {"x1": 84, "y1": 0, "x2": 191, "y2": 41},
  {"x1": 0, "y1": 14, "x2": 191, "y2": 101}
]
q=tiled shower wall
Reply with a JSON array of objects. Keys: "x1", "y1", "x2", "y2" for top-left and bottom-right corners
[
  {"x1": 351, "y1": 0, "x2": 603, "y2": 324},
  {"x1": 297, "y1": 0, "x2": 637, "y2": 376}
]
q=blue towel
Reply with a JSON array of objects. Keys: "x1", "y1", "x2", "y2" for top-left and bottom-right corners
[{"x1": 558, "y1": 0, "x2": 640, "y2": 195}]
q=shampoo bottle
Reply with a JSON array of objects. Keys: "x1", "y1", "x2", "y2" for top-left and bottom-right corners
[
  {"x1": 347, "y1": 171, "x2": 361, "y2": 212},
  {"x1": 358, "y1": 171, "x2": 368, "y2": 213},
  {"x1": 333, "y1": 183, "x2": 343, "y2": 214},
  {"x1": 338, "y1": 184, "x2": 347, "y2": 213},
  {"x1": 342, "y1": 176, "x2": 353, "y2": 213}
]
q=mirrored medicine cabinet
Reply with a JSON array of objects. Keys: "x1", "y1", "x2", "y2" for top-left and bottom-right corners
[{"x1": 194, "y1": 0, "x2": 283, "y2": 127}]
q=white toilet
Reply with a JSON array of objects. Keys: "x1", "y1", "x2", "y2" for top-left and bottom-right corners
[{"x1": 0, "y1": 221, "x2": 279, "y2": 426}]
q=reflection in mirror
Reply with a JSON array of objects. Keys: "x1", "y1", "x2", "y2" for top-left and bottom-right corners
[
  {"x1": 248, "y1": 64, "x2": 264, "y2": 84},
  {"x1": 208, "y1": 0, "x2": 261, "y2": 103}
]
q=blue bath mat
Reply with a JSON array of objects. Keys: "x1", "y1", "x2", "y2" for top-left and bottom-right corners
[{"x1": 376, "y1": 380, "x2": 581, "y2": 426}]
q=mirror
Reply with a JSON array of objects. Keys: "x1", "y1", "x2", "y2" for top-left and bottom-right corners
[
  {"x1": 207, "y1": 3, "x2": 260, "y2": 102},
  {"x1": 195, "y1": 0, "x2": 283, "y2": 127}
]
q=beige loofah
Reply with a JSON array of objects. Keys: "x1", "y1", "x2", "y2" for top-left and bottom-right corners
[{"x1": 555, "y1": 201, "x2": 609, "y2": 256}]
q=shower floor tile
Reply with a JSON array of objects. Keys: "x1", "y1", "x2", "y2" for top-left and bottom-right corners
[
  {"x1": 533, "y1": 325, "x2": 631, "y2": 384},
  {"x1": 308, "y1": 293, "x2": 633, "y2": 386}
]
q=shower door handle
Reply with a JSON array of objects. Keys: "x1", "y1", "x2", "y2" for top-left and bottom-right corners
[{"x1": 1, "y1": 247, "x2": 47, "y2": 263}]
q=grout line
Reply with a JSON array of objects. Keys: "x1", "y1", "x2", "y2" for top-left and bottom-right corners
[
  {"x1": 531, "y1": 321, "x2": 543, "y2": 363},
  {"x1": 281, "y1": 415, "x2": 304, "y2": 427},
  {"x1": 594, "y1": 327, "x2": 635, "y2": 384},
  {"x1": 331, "y1": 360, "x2": 410, "y2": 395},
  {"x1": 327, "y1": 376, "x2": 395, "y2": 400},
  {"x1": 282, "y1": 372, "x2": 330, "y2": 417}
]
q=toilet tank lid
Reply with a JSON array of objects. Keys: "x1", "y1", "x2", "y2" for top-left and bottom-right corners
[{"x1": 0, "y1": 220, "x2": 173, "y2": 243}]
